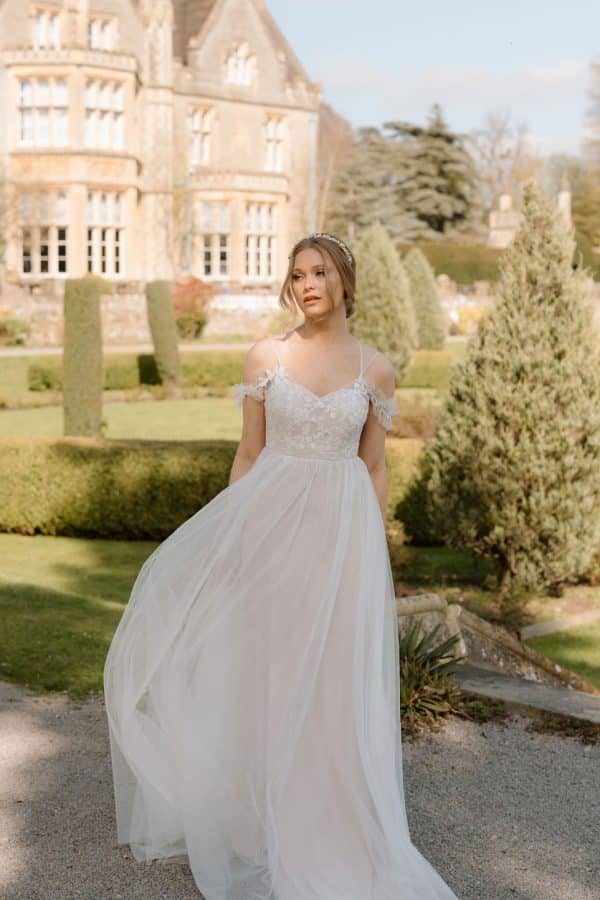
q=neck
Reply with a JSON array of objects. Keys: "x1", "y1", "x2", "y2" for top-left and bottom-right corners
[{"x1": 297, "y1": 318, "x2": 354, "y2": 346}]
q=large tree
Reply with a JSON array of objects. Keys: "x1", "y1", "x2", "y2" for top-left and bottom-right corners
[
  {"x1": 466, "y1": 109, "x2": 545, "y2": 222},
  {"x1": 398, "y1": 180, "x2": 600, "y2": 605},
  {"x1": 325, "y1": 127, "x2": 422, "y2": 244},
  {"x1": 384, "y1": 103, "x2": 482, "y2": 240}
]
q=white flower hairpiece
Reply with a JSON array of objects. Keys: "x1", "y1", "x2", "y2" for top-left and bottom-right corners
[{"x1": 289, "y1": 232, "x2": 354, "y2": 266}]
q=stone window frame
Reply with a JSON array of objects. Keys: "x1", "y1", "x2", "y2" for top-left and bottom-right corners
[
  {"x1": 244, "y1": 202, "x2": 277, "y2": 282},
  {"x1": 32, "y1": 6, "x2": 61, "y2": 50},
  {"x1": 197, "y1": 200, "x2": 231, "y2": 279},
  {"x1": 84, "y1": 77, "x2": 125, "y2": 151},
  {"x1": 263, "y1": 114, "x2": 285, "y2": 173},
  {"x1": 86, "y1": 190, "x2": 124, "y2": 277},
  {"x1": 17, "y1": 76, "x2": 69, "y2": 148},
  {"x1": 188, "y1": 106, "x2": 213, "y2": 168},
  {"x1": 87, "y1": 16, "x2": 117, "y2": 51},
  {"x1": 225, "y1": 42, "x2": 256, "y2": 87},
  {"x1": 18, "y1": 189, "x2": 69, "y2": 277}
]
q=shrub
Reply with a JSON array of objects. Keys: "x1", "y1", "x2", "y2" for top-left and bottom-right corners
[
  {"x1": 350, "y1": 221, "x2": 417, "y2": 379},
  {"x1": 145, "y1": 280, "x2": 181, "y2": 394},
  {"x1": 399, "y1": 619, "x2": 465, "y2": 736},
  {"x1": 396, "y1": 240, "x2": 505, "y2": 285},
  {"x1": 0, "y1": 313, "x2": 31, "y2": 346},
  {"x1": 29, "y1": 359, "x2": 62, "y2": 391},
  {"x1": 0, "y1": 436, "x2": 236, "y2": 540},
  {"x1": 402, "y1": 181, "x2": 600, "y2": 604},
  {"x1": 172, "y1": 276, "x2": 215, "y2": 339},
  {"x1": 28, "y1": 351, "x2": 251, "y2": 393},
  {"x1": 137, "y1": 354, "x2": 161, "y2": 386},
  {"x1": 63, "y1": 275, "x2": 107, "y2": 437},
  {"x1": 403, "y1": 248, "x2": 446, "y2": 349}
]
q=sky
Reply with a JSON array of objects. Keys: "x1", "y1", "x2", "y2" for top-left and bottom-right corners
[{"x1": 267, "y1": 0, "x2": 599, "y2": 157}]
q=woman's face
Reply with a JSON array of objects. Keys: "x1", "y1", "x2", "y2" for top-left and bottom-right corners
[{"x1": 291, "y1": 247, "x2": 345, "y2": 319}]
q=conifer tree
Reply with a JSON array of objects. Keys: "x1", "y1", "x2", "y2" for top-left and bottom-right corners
[
  {"x1": 403, "y1": 247, "x2": 446, "y2": 349},
  {"x1": 349, "y1": 221, "x2": 417, "y2": 378},
  {"x1": 385, "y1": 103, "x2": 481, "y2": 239},
  {"x1": 398, "y1": 180, "x2": 600, "y2": 603}
]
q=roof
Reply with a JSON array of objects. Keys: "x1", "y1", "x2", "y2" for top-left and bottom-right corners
[
  {"x1": 172, "y1": 0, "x2": 310, "y2": 83},
  {"x1": 172, "y1": 0, "x2": 217, "y2": 62}
]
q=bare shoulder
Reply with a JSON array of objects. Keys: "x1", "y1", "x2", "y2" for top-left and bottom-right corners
[
  {"x1": 242, "y1": 334, "x2": 280, "y2": 380},
  {"x1": 359, "y1": 342, "x2": 396, "y2": 396}
]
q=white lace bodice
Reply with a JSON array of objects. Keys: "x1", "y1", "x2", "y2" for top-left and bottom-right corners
[{"x1": 232, "y1": 340, "x2": 399, "y2": 461}]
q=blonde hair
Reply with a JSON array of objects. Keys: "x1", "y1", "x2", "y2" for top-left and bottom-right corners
[{"x1": 278, "y1": 234, "x2": 356, "y2": 319}]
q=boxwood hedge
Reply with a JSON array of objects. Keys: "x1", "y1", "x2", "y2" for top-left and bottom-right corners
[{"x1": 0, "y1": 437, "x2": 237, "y2": 540}]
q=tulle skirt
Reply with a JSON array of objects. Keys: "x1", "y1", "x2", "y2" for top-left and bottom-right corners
[{"x1": 103, "y1": 445, "x2": 459, "y2": 900}]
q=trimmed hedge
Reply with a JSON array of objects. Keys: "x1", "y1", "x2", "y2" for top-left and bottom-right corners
[
  {"x1": 145, "y1": 280, "x2": 182, "y2": 391},
  {"x1": 397, "y1": 234, "x2": 600, "y2": 285},
  {"x1": 63, "y1": 276, "x2": 104, "y2": 436},
  {"x1": 28, "y1": 351, "x2": 249, "y2": 393},
  {"x1": 26, "y1": 348, "x2": 459, "y2": 396},
  {"x1": 396, "y1": 240, "x2": 504, "y2": 285},
  {"x1": 0, "y1": 437, "x2": 237, "y2": 540},
  {"x1": 0, "y1": 437, "x2": 415, "y2": 539}
]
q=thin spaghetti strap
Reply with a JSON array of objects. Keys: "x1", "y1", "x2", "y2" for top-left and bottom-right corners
[
  {"x1": 363, "y1": 349, "x2": 379, "y2": 376},
  {"x1": 270, "y1": 336, "x2": 281, "y2": 368}
]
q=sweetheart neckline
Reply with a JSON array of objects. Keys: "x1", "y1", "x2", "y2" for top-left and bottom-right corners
[{"x1": 274, "y1": 363, "x2": 366, "y2": 402}]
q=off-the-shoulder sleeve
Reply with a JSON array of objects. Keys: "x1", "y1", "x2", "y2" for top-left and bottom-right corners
[
  {"x1": 232, "y1": 367, "x2": 277, "y2": 407},
  {"x1": 364, "y1": 382, "x2": 399, "y2": 431}
]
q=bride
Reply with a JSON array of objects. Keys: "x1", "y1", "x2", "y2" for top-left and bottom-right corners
[{"x1": 103, "y1": 231, "x2": 460, "y2": 900}]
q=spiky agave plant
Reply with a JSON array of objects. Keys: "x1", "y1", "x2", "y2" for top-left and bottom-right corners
[{"x1": 399, "y1": 618, "x2": 466, "y2": 735}]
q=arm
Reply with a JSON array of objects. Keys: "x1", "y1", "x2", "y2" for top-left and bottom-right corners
[
  {"x1": 357, "y1": 354, "x2": 397, "y2": 524},
  {"x1": 229, "y1": 339, "x2": 273, "y2": 485}
]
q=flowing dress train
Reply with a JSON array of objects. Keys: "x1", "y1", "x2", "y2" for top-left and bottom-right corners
[{"x1": 103, "y1": 337, "x2": 460, "y2": 900}]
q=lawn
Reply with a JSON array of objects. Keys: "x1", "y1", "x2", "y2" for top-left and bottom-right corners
[
  {"x1": 0, "y1": 533, "x2": 156, "y2": 696},
  {"x1": 0, "y1": 396, "x2": 245, "y2": 440},
  {"x1": 525, "y1": 622, "x2": 600, "y2": 690}
]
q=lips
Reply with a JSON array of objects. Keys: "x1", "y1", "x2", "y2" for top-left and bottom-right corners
[{"x1": 304, "y1": 296, "x2": 319, "y2": 302}]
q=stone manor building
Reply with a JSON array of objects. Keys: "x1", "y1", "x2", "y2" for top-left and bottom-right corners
[{"x1": 0, "y1": 0, "x2": 322, "y2": 318}]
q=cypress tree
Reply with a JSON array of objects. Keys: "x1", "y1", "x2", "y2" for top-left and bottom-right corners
[
  {"x1": 403, "y1": 247, "x2": 446, "y2": 349},
  {"x1": 63, "y1": 275, "x2": 108, "y2": 437},
  {"x1": 399, "y1": 180, "x2": 600, "y2": 604},
  {"x1": 350, "y1": 220, "x2": 417, "y2": 378},
  {"x1": 145, "y1": 280, "x2": 182, "y2": 397}
]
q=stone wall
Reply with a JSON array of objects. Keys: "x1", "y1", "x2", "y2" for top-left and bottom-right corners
[
  {"x1": 396, "y1": 592, "x2": 599, "y2": 694},
  {"x1": 2, "y1": 275, "x2": 599, "y2": 348}
]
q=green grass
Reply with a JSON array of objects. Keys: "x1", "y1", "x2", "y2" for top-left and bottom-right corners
[
  {"x1": 0, "y1": 355, "x2": 32, "y2": 403},
  {"x1": 0, "y1": 396, "x2": 245, "y2": 440},
  {"x1": 0, "y1": 533, "x2": 156, "y2": 696},
  {"x1": 525, "y1": 622, "x2": 600, "y2": 690}
]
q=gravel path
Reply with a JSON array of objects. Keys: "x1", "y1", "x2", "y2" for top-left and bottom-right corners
[{"x1": 1, "y1": 679, "x2": 598, "y2": 900}]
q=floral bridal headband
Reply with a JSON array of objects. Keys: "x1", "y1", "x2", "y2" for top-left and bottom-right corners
[{"x1": 289, "y1": 232, "x2": 354, "y2": 266}]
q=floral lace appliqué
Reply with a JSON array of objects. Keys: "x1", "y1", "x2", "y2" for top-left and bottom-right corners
[
  {"x1": 232, "y1": 365, "x2": 398, "y2": 460},
  {"x1": 232, "y1": 367, "x2": 278, "y2": 406},
  {"x1": 359, "y1": 380, "x2": 400, "y2": 431}
]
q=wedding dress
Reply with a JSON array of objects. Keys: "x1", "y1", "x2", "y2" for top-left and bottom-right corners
[{"x1": 103, "y1": 336, "x2": 460, "y2": 900}]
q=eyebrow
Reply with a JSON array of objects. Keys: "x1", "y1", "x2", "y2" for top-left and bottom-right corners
[{"x1": 292, "y1": 264, "x2": 326, "y2": 272}]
